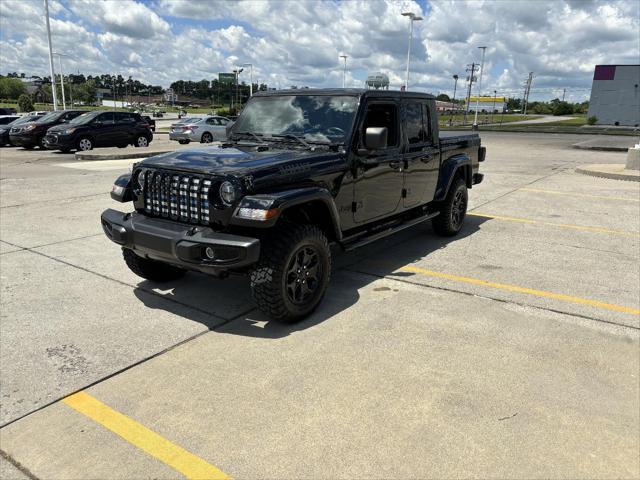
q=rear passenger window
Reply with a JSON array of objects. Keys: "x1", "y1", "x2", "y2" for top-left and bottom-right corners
[
  {"x1": 405, "y1": 103, "x2": 423, "y2": 144},
  {"x1": 206, "y1": 118, "x2": 218, "y2": 125}
]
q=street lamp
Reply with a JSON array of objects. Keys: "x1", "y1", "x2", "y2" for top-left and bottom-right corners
[
  {"x1": 241, "y1": 63, "x2": 253, "y2": 96},
  {"x1": 492, "y1": 89, "x2": 497, "y2": 122},
  {"x1": 44, "y1": 0, "x2": 58, "y2": 110},
  {"x1": 472, "y1": 46, "x2": 487, "y2": 130},
  {"x1": 232, "y1": 68, "x2": 243, "y2": 109},
  {"x1": 339, "y1": 55, "x2": 348, "y2": 88},
  {"x1": 401, "y1": 11, "x2": 423, "y2": 91},
  {"x1": 53, "y1": 52, "x2": 69, "y2": 109}
]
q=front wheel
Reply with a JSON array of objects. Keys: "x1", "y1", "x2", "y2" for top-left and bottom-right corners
[
  {"x1": 432, "y1": 177, "x2": 468, "y2": 236},
  {"x1": 122, "y1": 248, "x2": 186, "y2": 282},
  {"x1": 250, "y1": 224, "x2": 331, "y2": 322},
  {"x1": 135, "y1": 135, "x2": 149, "y2": 147},
  {"x1": 77, "y1": 137, "x2": 93, "y2": 151}
]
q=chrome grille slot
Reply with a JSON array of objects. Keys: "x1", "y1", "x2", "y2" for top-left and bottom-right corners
[{"x1": 141, "y1": 169, "x2": 212, "y2": 225}]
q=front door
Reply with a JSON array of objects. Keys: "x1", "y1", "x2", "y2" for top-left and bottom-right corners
[
  {"x1": 402, "y1": 101, "x2": 439, "y2": 208},
  {"x1": 353, "y1": 101, "x2": 403, "y2": 223},
  {"x1": 93, "y1": 112, "x2": 119, "y2": 146}
]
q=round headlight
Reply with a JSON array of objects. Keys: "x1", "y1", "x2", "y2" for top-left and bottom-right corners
[
  {"x1": 219, "y1": 181, "x2": 236, "y2": 205},
  {"x1": 137, "y1": 169, "x2": 146, "y2": 188}
]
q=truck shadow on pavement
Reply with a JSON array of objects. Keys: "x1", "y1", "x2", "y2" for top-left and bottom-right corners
[{"x1": 133, "y1": 215, "x2": 489, "y2": 338}]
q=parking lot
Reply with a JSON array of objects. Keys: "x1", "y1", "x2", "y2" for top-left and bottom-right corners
[{"x1": 0, "y1": 132, "x2": 638, "y2": 479}]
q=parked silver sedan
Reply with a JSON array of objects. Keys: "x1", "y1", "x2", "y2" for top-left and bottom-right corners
[{"x1": 169, "y1": 116, "x2": 233, "y2": 144}]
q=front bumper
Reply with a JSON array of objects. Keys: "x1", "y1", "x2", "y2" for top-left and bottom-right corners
[
  {"x1": 43, "y1": 133, "x2": 75, "y2": 150},
  {"x1": 9, "y1": 134, "x2": 38, "y2": 147},
  {"x1": 101, "y1": 209, "x2": 260, "y2": 274}
]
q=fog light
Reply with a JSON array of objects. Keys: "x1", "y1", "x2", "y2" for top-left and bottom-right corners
[{"x1": 204, "y1": 247, "x2": 216, "y2": 259}]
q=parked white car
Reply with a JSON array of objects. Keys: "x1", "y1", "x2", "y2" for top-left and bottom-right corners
[{"x1": 168, "y1": 116, "x2": 233, "y2": 144}]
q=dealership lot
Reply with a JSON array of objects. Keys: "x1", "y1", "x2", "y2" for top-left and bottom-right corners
[{"x1": 0, "y1": 133, "x2": 638, "y2": 478}]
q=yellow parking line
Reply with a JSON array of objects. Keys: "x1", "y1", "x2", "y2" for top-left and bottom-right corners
[
  {"x1": 400, "y1": 265, "x2": 640, "y2": 316},
  {"x1": 468, "y1": 212, "x2": 639, "y2": 236},
  {"x1": 63, "y1": 391, "x2": 230, "y2": 480},
  {"x1": 519, "y1": 187, "x2": 640, "y2": 202}
]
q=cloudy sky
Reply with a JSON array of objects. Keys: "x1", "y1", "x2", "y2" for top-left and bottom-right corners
[{"x1": 1, "y1": 0, "x2": 638, "y2": 101}]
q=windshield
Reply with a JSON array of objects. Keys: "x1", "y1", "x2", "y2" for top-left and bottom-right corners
[
  {"x1": 231, "y1": 95, "x2": 359, "y2": 143},
  {"x1": 35, "y1": 111, "x2": 63, "y2": 124},
  {"x1": 69, "y1": 111, "x2": 100, "y2": 125},
  {"x1": 8, "y1": 116, "x2": 33, "y2": 126}
]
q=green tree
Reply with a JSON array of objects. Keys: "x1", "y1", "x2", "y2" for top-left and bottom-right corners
[
  {"x1": 17, "y1": 94, "x2": 34, "y2": 112},
  {"x1": 0, "y1": 76, "x2": 26, "y2": 100},
  {"x1": 552, "y1": 101, "x2": 574, "y2": 116},
  {"x1": 436, "y1": 93, "x2": 451, "y2": 102}
]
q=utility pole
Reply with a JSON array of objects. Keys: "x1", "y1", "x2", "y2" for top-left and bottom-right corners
[
  {"x1": 523, "y1": 72, "x2": 533, "y2": 116},
  {"x1": 492, "y1": 90, "x2": 497, "y2": 123},
  {"x1": 44, "y1": 0, "x2": 58, "y2": 110},
  {"x1": 242, "y1": 63, "x2": 253, "y2": 96},
  {"x1": 464, "y1": 63, "x2": 478, "y2": 123},
  {"x1": 472, "y1": 46, "x2": 487, "y2": 130},
  {"x1": 340, "y1": 55, "x2": 348, "y2": 88},
  {"x1": 562, "y1": 88, "x2": 566, "y2": 102},
  {"x1": 53, "y1": 53, "x2": 67, "y2": 109}
]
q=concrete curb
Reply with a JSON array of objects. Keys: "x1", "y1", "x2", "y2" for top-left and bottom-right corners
[
  {"x1": 74, "y1": 149, "x2": 174, "y2": 161},
  {"x1": 576, "y1": 164, "x2": 640, "y2": 182},
  {"x1": 573, "y1": 144, "x2": 629, "y2": 152}
]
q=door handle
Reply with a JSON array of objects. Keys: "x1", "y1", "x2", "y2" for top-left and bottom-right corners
[{"x1": 389, "y1": 161, "x2": 401, "y2": 170}]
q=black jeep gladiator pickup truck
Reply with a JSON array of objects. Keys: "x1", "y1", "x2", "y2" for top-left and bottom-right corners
[{"x1": 102, "y1": 89, "x2": 485, "y2": 321}]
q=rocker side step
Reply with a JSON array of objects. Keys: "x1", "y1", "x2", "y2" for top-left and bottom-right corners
[{"x1": 341, "y1": 210, "x2": 440, "y2": 252}]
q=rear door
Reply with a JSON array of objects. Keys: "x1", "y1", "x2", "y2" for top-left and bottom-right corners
[
  {"x1": 402, "y1": 101, "x2": 439, "y2": 208},
  {"x1": 205, "y1": 117, "x2": 227, "y2": 140},
  {"x1": 92, "y1": 112, "x2": 118, "y2": 146}
]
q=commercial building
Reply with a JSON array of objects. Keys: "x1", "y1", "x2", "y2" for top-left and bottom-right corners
[
  {"x1": 587, "y1": 65, "x2": 640, "y2": 126},
  {"x1": 465, "y1": 96, "x2": 506, "y2": 113}
]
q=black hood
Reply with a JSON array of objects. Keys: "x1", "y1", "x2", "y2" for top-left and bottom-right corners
[{"x1": 137, "y1": 145, "x2": 347, "y2": 191}]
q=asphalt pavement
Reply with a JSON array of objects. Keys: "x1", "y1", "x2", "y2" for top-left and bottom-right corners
[{"x1": 0, "y1": 132, "x2": 638, "y2": 479}]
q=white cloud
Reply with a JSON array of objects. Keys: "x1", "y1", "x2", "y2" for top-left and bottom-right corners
[{"x1": 0, "y1": 0, "x2": 637, "y2": 102}]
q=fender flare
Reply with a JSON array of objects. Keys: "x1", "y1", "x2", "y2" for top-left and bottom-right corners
[
  {"x1": 230, "y1": 186, "x2": 342, "y2": 240},
  {"x1": 434, "y1": 153, "x2": 471, "y2": 201},
  {"x1": 110, "y1": 173, "x2": 133, "y2": 202}
]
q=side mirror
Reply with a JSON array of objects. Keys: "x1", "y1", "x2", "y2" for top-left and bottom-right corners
[
  {"x1": 364, "y1": 127, "x2": 388, "y2": 150},
  {"x1": 60, "y1": 118, "x2": 67, "y2": 123}
]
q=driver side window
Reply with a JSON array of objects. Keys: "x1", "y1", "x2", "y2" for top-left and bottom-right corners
[{"x1": 362, "y1": 103, "x2": 398, "y2": 148}]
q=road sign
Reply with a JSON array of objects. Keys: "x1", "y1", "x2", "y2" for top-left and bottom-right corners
[{"x1": 219, "y1": 73, "x2": 235, "y2": 84}]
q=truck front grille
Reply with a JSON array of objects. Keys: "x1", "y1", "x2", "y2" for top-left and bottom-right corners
[{"x1": 141, "y1": 170, "x2": 212, "y2": 224}]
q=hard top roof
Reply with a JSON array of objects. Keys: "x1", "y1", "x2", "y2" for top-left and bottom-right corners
[{"x1": 252, "y1": 88, "x2": 435, "y2": 100}]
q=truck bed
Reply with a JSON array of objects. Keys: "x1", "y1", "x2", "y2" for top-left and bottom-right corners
[{"x1": 439, "y1": 131, "x2": 480, "y2": 146}]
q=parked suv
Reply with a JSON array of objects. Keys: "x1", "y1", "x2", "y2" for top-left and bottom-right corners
[
  {"x1": 9, "y1": 109, "x2": 84, "y2": 149},
  {"x1": 0, "y1": 116, "x2": 24, "y2": 146},
  {"x1": 44, "y1": 110, "x2": 153, "y2": 152},
  {"x1": 0, "y1": 107, "x2": 17, "y2": 115},
  {"x1": 102, "y1": 89, "x2": 485, "y2": 321}
]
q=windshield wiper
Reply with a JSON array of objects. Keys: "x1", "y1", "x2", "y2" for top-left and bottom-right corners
[
  {"x1": 271, "y1": 133, "x2": 311, "y2": 148},
  {"x1": 232, "y1": 131, "x2": 265, "y2": 143}
]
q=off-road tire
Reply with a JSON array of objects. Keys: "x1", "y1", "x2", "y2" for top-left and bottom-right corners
[
  {"x1": 122, "y1": 248, "x2": 186, "y2": 282},
  {"x1": 250, "y1": 224, "x2": 331, "y2": 322},
  {"x1": 432, "y1": 177, "x2": 468, "y2": 236}
]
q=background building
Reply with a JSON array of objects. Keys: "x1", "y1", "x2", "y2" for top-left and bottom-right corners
[
  {"x1": 587, "y1": 65, "x2": 640, "y2": 126},
  {"x1": 465, "y1": 96, "x2": 506, "y2": 113}
]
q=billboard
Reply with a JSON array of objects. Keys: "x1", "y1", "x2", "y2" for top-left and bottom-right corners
[{"x1": 219, "y1": 73, "x2": 235, "y2": 84}]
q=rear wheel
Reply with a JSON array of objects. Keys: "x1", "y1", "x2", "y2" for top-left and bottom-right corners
[
  {"x1": 432, "y1": 177, "x2": 468, "y2": 236},
  {"x1": 77, "y1": 137, "x2": 93, "y2": 151},
  {"x1": 178, "y1": 139, "x2": 190, "y2": 145},
  {"x1": 201, "y1": 132, "x2": 213, "y2": 143},
  {"x1": 122, "y1": 248, "x2": 186, "y2": 282},
  {"x1": 135, "y1": 135, "x2": 149, "y2": 147},
  {"x1": 250, "y1": 224, "x2": 331, "y2": 322}
]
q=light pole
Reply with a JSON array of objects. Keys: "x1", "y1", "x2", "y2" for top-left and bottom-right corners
[
  {"x1": 53, "y1": 52, "x2": 68, "y2": 109},
  {"x1": 492, "y1": 89, "x2": 497, "y2": 122},
  {"x1": 452, "y1": 74, "x2": 459, "y2": 113},
  {"x1": 401, "y1": 12, "x2": 423, "y2": 91},
  {"x1": 472, "y1": 46, "x2": 487, "y2": 130},
  {"x1": 339, "y1": 55, "x2": 348, "y2": 88},
  {"x1": 242, "y1": 63, "x2": 253, "y2": 96},
  {"x1": 44, "y1": 0, "x2": 58, "y2": 110}
]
